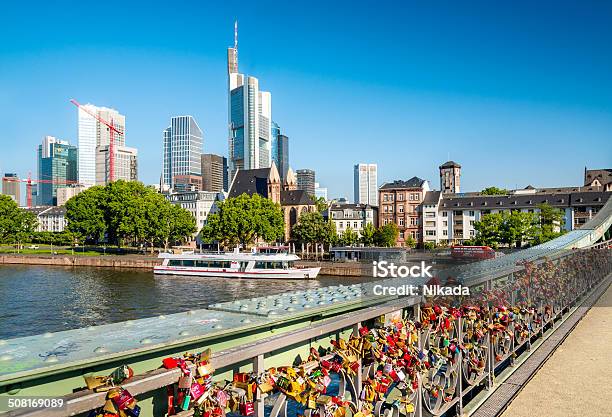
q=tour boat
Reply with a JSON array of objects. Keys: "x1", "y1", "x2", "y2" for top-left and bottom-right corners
[{"x1": 153, "y1": 247, "x2": 321, "y2": 279}]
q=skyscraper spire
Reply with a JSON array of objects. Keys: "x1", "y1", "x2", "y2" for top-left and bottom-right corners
[{"x1": 234, "y1": 20, "x2": 238, "y2": 66}]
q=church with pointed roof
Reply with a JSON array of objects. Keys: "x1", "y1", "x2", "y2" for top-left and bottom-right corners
[{"x1": 229, "y1": 163, "x2": 316, "y2": 240}]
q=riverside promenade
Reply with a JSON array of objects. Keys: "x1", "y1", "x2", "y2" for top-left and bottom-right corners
[{"x1": 502, "y1": 282, "x2": 612, "y2": 417}]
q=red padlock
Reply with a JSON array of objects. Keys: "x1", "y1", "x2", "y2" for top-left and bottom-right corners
[{"x1": 162, "y1": 357, "x2": 178, "y2": 369}]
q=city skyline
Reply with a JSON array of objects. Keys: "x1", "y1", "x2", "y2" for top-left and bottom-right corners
[{"x1": 1, "y1": 1, "x2": 611, "y2": 200}]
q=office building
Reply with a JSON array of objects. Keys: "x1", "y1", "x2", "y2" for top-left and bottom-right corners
[
  {"x1": 314, "y1": 182, "x2": 328, "y2": 201},
  {"x1": 77, "y1": 104, "x2": 125, "y2": 187},
  {"x1": 354, "y1": 163, "x2": 378, "y2": 206},
  {"x1": 56, "y1": 185, "x2": 86, "y2": 206},
  {"x1": 439, "y1": 161, "x2": 461, "y2": 194},
  {"x1": 271, "y1": 121, "x2": 290, "y2": 183},
  {"x1": 23, "y1": 206, "x2": 67, "y2": 233},
  {"x1": 162, "y1": 116, "x2": 203, "y2": 192},
  {"x1": 227, "y1": 22, "x2": 272, "y2": 180},
  {"x1": 166, "y1": 191, "x2": 224, "y2": 234},
  {"x1": 1, "y1": 173, "x2": 20, "y2": 204},
  {"x1": 96, "y1": 145, "x2": 138, "y2": 184},
  {"x1": 37, "y1": 136, "x2": 78, "y2": 206},
  {"x1": 296, "y1": 169, "x2": 316, "y2": 196},
  {"x1": 201, "y1": 153, "x2": 228, "y2": 192}
]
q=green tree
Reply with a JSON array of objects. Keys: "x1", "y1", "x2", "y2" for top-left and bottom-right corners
[
  {"x1": 0, "y1": 196, "x2": 37, "y2": 246},
  {"x1": 66, "y1": 186, "x2": 107, "y2": 244},
  {"x1": 404, "y1": 235, "x2": 417, "y2": 248},
  {"x1": 500, "y1": 211, "x2": 538, "y2": 248},
  {"x1": 340, "y1": 226, "x2": 358, "y2": 246},
  {"x1": 423, "y1": 241, "x2": 436, "y2": 250},
  {"x1": 200, "y1": 193, "x2": 284, "y2": 247},
  {"x1": 374, "y1": 223, "x2": 399, "y2": 247},
  {"x1": 360, "y1": 222, "x2": 376, "y2": 246},
  {"x1": 473, "y1": 212, "x2": 505, "y2": 248},
  {"x1": 532, "y1": 203, "x2": 566, "y2": 245},
  {"x1": 481, "y1": 187, "x2": 508, "y2": 195},
  {"x1": 291, "y1": 211, "x2": 336, "y2": 245},
  {"x1": 312, "y1": 196, "x2": 328, "y2": 214}
]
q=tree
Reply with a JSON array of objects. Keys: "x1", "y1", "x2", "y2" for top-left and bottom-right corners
[
  {"x1": 473, "y1": 213, "x2": 505, "y2": 248},
  {"x1": 312, "y1": 196, "x2": 328, "y2": 214},
  {"x1": 533, "y1": 203, "x2": 566, "y2": 245},
  {"x1": 481, "y1": 187, "x2": 508, "y2": 196},
  {"x1": 200, "y1": 193, "x2": 284, "y2": 247},
  {"x1": 65, "y1": 186, "x2": 106, "y2": 244},
  {"x1": 360, "y1": 222, "x2": 376, "y2": 246},
  {"x1": 374, "y1": 223, "x2": 399, "y2": 247},
  {"x1": 404, "y1": 235, "x2": 417, "y2": 248},
  {"x1": 0, "y1": 196, "x2": 37, "y2": 248},
  {"x1": 340, "y1": 227, "x2": 358, "y2": 246},
  {"x1": 500, "y1": 211, "x2": 538, "y2": 248},
  {"x1": 423, "y1": 241, "x2": 436, "y2": 250},
  {"x1": 291, "y1": 211, "x2": 336, "y2": 245}
]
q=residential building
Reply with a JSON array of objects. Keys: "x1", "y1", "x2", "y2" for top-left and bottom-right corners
[
  {"x1": 96, "y1": 145, "x2": 138, "y2": 184},
  {"x1": 229, "y1": 165, "x2": 315, "y2": 240},
  {"x1": 326, "y1": 203, "x2": 378, "y2": 238},
  {"x1": 378, "y1": 177, "x2": 431, "y2": 246},
  {"x1": 166, "y1": 191, "x2": 224, "y2": 233},
  {"x1": 23, "y1": 206, "x2": 67, "y2": 232},
  {"x1": 77, "y1": 103, "x2": 127, "y2": 187},
  {"x1": 227, "y1": 23, "x2": 272, "y2": 180},
  {"x1": 271, "y1": 122, "x2": 290, "y2": 183},
  {"x1": 56, "y1": 185, "x2": 86, "y2": 206},
  {"x1": 2, "y1": 173, "x2": 21, "y2": 204},
  {"x1": 354, "y1": 163, "x2": 378, "y2": 206},
  {"x1": 162, "y1": 115, "x2": 203, "y2": 192},
  {"x1": 201, "y1": 153, "x2": 228, "y2": 192},
  {"x1": 315, "y1": 182, "x2": 328, "y2": 201},
  {"x1": 424, "y1": 188, "x2": 611, "y2": 245},
  {"x1": 37, "y1": 136, "x2": 78, "y2": 206},
  {"x1": 584, "y1": 167, "x2": 612, "y2": 191},
  {"x1": 439, "y1": 160, "x2": 461, "y2": 194},
  {"x1": 296, "y1": 169, "x2": 316, "y2": 196}
]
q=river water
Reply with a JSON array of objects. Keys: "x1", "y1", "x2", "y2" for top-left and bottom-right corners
[{"x1": 0, "y1": 265, "x2": 378, "y2": 339}]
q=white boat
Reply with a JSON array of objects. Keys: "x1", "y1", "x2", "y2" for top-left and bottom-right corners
[{"x1": 153, "y1": 247, "x2": 321, "y2": 279}]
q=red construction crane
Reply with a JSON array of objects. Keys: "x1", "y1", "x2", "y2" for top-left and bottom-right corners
[
  {"x1": 3, "y1": 173, "x2": 81, "y2": 208},
  {"x1": 70, "y1": 99, "x2": 123, "y2": 183}
]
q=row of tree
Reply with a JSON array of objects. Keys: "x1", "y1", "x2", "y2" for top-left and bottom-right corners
[
  {"x1": 468, "y1": 203, "x2": 566, "y2": 248},
  {"x1": 65, "y1": 181, "x2": 196, "y2": 249}
]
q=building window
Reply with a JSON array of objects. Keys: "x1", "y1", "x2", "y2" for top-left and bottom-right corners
[
  {"x1": 399, "y1": 231, "x2": 404, "y2": 239},
  {"x1": 426, "y1": 230, "x2": 436, "y2": 236},
  {"x1": 399, "y1": 205, "x2": 404, "y2": 213},
  {"x1": 442, "y1": 211, "x2": 448, "y2": 217},
  {"x1": 339, "y1": 222, "x2": 343, "y2": 228},
  {"x1": 469, "y1": 211, "x2": 475, "y2": 216},
  {"x1": 397, "y1": 194, "x2": 404, "y2": 201},
  {"x1": 443, "y1": 229, "x2": 448, "y2": 236}
]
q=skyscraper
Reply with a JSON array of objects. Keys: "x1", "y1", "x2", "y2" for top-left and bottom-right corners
[
  {"x1": 271, "y1": 121, "x2": 289, "y2": 183},
  {"x1": 37, "y1": 136, "x2": 78, "y2": 206},
  {"x1": 201, "y1": 153, "x2": 228, "y2": 192},
  {"x1": 227, "y1": 22, "x2": 272, "y2": 181},
  {"x1": 162, "y1": 115, "x2": 204, "y2": 192},
  {"x1": 1, "y1": 173, "x2": 20, "y2": 204},
  {"x1": 296, "y1": 169, "x2": 316, "y2": 196},
  {"x1": 439, "y1": 161, "x2": 461, "y2": 194},
  {"x1": 77, "y1": 103, "x2": 128, "y2": 187},
  {"x1": 354, "y1": 163, "x2": 378, "y2": 206}
]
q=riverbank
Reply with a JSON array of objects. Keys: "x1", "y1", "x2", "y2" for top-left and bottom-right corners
[{"x1": 0, "y1": 254, "x2": 370, "y2": 276}]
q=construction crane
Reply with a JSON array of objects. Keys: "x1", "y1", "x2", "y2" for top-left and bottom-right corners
[
  {"x1": 3, "y1": 173, "x2": 81, "y2": 208},
  {"x1": 70, "y1": 99, "x2": 123, "y2": 183}
]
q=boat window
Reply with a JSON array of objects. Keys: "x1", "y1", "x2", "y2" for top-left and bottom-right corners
[
  {"x1": 169, "y1": 260, "x2": 181, "y2": 266},
  {"x1": 182, "y1": 260, "x2": 195, "y2": 267},
  {"x1": 195, "y1": 260, "x2": 208, "y2": 268},
  {"x1": 254, "y1": 261, "x2": 267, "y2": 269}
]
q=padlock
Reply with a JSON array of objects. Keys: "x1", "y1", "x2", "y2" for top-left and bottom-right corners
[{"x1": 239, "y1": 398, "x2": 255, "y2": 416}]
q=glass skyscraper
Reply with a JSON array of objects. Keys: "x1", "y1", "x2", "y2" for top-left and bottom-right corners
[
  {"x1": 37, "y1": 136, "x2": 78, "y2": 206},
  {"x1": 271, "y1": 121, "x2": 289, "y2": 183},
  {"x1": 162, "y1": 115, "x2": 204, "y2": 192},
  {"x1": 227, "y1": 24, "x2": 272, "y2": 180}
]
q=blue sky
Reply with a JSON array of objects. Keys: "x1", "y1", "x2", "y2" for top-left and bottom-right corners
[{"x1": 1, "y1": 0, "x2": 611, "y2": 200}]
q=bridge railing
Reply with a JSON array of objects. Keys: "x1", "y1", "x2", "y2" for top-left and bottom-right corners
[{"x1": 8, "y1": 242, "x2": 612, "y2": 417}]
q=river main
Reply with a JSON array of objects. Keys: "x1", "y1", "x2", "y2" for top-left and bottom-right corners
[{"x1": 0, "y1": 265, "x2": 378, "y2": 339}]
